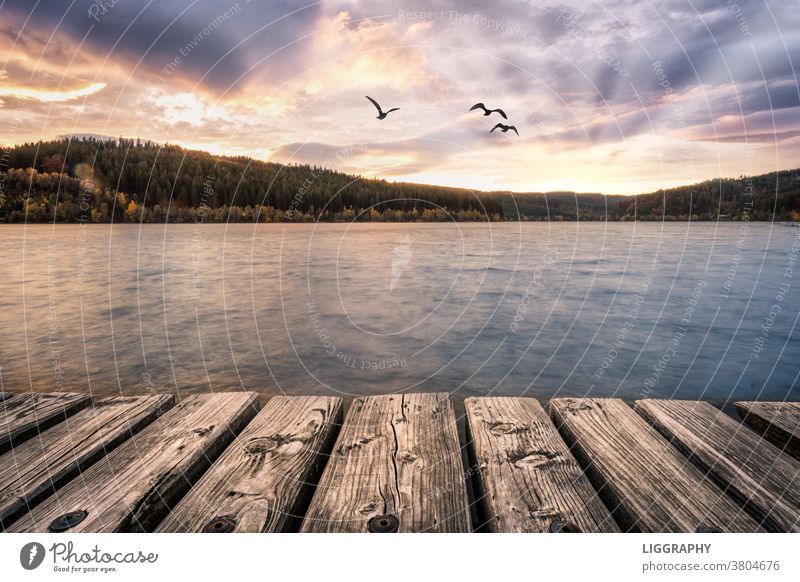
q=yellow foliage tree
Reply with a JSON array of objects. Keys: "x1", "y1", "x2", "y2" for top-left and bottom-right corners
[{"x1": 126, "y1": 200, "x2": 139, "y2": 221}]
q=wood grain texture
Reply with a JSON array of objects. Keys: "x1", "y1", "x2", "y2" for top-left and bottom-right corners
[
  {"x1": 0, "y1": 392, "x2": 92, "y2": 453},
  {"x1": 735, "y1": 401, "x2": 800, "y2": 461},
  {"x1": 550, "y1": 398, "x2": 763, "y2": 532},
  {"x1": 156, "y1": 395, "x2": 343, "y2": 532},
  {"x1": 465, "y1": 397, "x2": 620, "y2": 532},
  {"x1": 635, "y1": 399, "x2": 800, "y2": 532},
  {"x1": 0, "y1": 395, "x2": 174, "y2": 530},
  {"x1": 7, "y1": 392, "x2": 259, "y2": 532},
  {"x1": 301, "y1": 393, "x2": 471, "y2": 532}
]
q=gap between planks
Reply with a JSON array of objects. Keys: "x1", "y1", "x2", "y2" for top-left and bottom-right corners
[
  {"x1": 6, "y1": 392, "x2": 259, "y2": 532},
  {"x1": 635, "y1": 399, "x2": 800, "y2": 532},
  {"x1": 0, "y1": 394, "x2": 174, "y2": 530},
  {"x1": 157, "y1": 395, "x2": 343, "y2": 533},
  {"x1": 550, "y1": 398, "x2": 764, "y2": 533},
  {"x1": 0, "y1": 392, "x2": 91, "y2": 454},
  {"x1": 735, "y1": 401, "x2": 800, "y2": 461},
  {"x1": 465, "y1": 397, "x2": 619, "y2": 532}
]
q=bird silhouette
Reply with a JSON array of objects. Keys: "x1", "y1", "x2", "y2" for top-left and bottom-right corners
[
  {"x1": 490, "y1": 123, "x2": 519, "y2": 136},
  {"x1": 366, "y1": 96, "x2": 399, "y2": 119},
  {"x1": 469, "y1": 103, "x2": 508, "y2": 119}
]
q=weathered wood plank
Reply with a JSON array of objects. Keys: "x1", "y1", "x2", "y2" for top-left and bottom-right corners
[
  {"x1": 0, "y1": 395, "x2": 174, "y2": 530},
  {"x1": 735, "y1": 401, "x2": 800, "y2": 461},
  {"x1": 0, "y1": 392, "x2": 91, "y2": 453},
  {"x1": 6, "y1": 392, "x2": 259, "y2": 532},
  {"x1": 301, "y1": 393, "x2": 470, "y2": 532},
  {"x1": 156, "y1": 396, "x2": 343, "y2": 533},
  {"x1": 465, "y1": 397, "x2": 620, "y2": 532},
  {"x1": 635, "y1": 400, "x2": 800, "y2": 532},
  {"x1": 549, "y1": 398, "x2": 763, "y2": 532}
]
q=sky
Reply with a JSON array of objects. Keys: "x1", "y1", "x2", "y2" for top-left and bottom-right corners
[{"x1": 1, "y1": 0, "x2": 799, "y2": 195}]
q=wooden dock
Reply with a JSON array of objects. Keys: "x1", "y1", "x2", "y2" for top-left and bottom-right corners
[{"x1": 1, "y1": 391, "x2": 798, "y2": 533}]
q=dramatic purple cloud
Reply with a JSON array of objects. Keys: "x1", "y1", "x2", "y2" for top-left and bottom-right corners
[{"x1": 1, "y1": 0, "x2": 798, "y2": 193}]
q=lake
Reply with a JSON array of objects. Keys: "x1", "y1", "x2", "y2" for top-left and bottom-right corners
[{"x1": 1, "y1": 222, "x2": 798, "y2": 406}]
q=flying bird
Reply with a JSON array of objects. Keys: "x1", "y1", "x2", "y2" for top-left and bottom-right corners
[
  {"x1": 469, "y1": 103, "x2": 508, "y2": 119},
  {"x1": 365, "y1": 96, "x2": 399, "y2": 119},
  {"x1": 490, "y1": 123, "x2": 519, "y2": 136}
]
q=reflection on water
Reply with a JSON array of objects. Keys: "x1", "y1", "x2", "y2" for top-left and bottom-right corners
[{"x1": 0, "y1": 222, "x2": 797, "y2": 404}]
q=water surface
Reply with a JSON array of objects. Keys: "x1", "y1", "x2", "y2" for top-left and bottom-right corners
[{"x1": 1, "y1": 222, "x2": 797, "y2": 405}]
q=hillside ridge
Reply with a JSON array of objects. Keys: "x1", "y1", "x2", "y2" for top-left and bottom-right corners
[{"x1": 1, "y1": 138, "x2": 797, "y2": 222}]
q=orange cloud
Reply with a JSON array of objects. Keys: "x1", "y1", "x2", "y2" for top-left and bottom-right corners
[
  {"x1": 0, "y1": 81, "x2": 106, "y2": 102},
  {"x1": 293, "y1": 11, "x2": 429, "y2": 94}
]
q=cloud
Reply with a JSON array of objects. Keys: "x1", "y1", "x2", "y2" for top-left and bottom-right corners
[
  {"x1": 1, "y1": 0, "x2": 323, "y2": 94},
  {"x1": 270, "y1": 134, "x2": 457, "y2": 177},
  {"x1": 1, "y1": 0, "x2": 799, "y2": 195},
  {"x1": 0, "y1": 81, "x2": 105, "y2": 101}
]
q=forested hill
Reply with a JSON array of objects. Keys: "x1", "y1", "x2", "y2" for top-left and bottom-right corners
[
  {"x1": 1, "y1": 138, "x2": 799, "y2": 222},
  {"x1": 0, "y1": 138, "x2": 504, "y2": 222},
  {"x1": 612, "y1": 169, "x2": 800, "y2": 221}
]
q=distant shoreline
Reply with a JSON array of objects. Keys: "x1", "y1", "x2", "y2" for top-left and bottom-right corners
[
  {"x1": 3, "y1": 139, "x2": 799, "y2": 224},
  {"x1": 2, "y1": 218, "x2": 797, "y2": 225}
]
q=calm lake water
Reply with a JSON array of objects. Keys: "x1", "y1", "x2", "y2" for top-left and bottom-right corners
[{"x1": 0, "y1": 222, "x2": 798, "y2": 405}]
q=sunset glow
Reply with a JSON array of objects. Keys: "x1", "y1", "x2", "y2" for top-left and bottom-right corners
[{"x1": 1, "y1": 1, "x2": 798, "y2": 194}]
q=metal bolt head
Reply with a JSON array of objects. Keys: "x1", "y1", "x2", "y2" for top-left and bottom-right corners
[
  {"x1": 203, "y1": 515, "x2": 237, "y2": 533},
  {"x1": 550, "y1": 519, "x2": 581, "y2": 533},
  {"x1": 695, "y1": 524, "x2": 722, "y2": 533},
  {"x1": 368, "y1": 514, "x2": 399, "y2": 533},
  {"x1": 49, "y1": 510, "x2": 88, "y2": 532}
]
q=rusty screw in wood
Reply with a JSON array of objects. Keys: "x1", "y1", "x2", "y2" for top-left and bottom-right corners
[
  {"x1": 368, "y1": 514, "x2": 399, "y2": 533},
  {"x1": 550, "y1": 519, "x2": 581, "y2": 533},
  {"x1": 203, "y1": 516, "x2": 237, "y2": 533},
  {"x1": 49, "y1": 510, "x2": 88, "y2": 532},
  {"x1": 695, "y1": 524, "x2": 722, "y2": 533}
]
